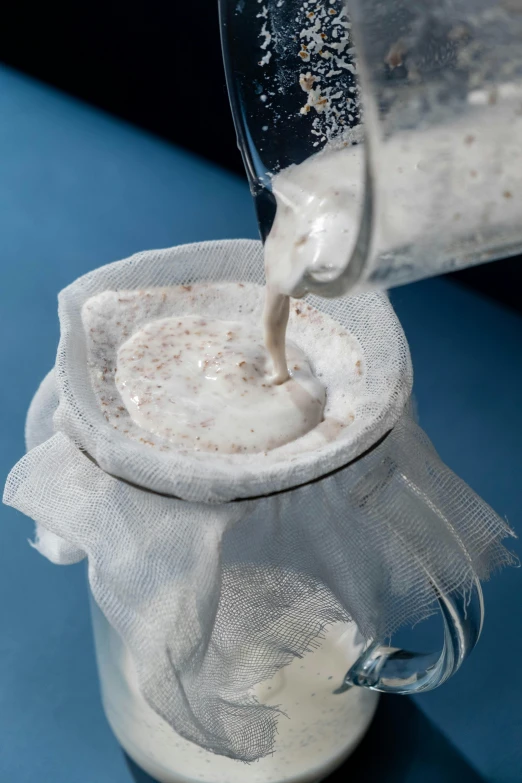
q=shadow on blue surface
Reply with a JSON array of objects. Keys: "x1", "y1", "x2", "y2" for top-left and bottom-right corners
[
  {"x1": 332, "y1": 695, "x2": 486, "y2": 783},
  {"x1": 123, "y1": 695, "x2": 485, "y2": 783},
  {"x1": 124, "y1": 755, "x2": 158, "y2": 783}
]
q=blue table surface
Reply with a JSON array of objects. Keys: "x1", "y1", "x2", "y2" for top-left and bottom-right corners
[{"x1": 1, "y1": 66, "x2": 521, "y2": 783}]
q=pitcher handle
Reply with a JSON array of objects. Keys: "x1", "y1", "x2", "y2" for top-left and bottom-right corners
[{"x1": 336, "y1": 577, "x2": 483, "y2": 695}]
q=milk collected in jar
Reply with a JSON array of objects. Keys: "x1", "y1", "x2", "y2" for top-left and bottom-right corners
[{"x1": 91, "y1": 598, "x2": 378, "y2": 783}]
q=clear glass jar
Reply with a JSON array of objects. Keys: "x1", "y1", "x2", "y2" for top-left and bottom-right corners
[{"x1": 90, "y1": 595, "x2": 378, "y2": 783}]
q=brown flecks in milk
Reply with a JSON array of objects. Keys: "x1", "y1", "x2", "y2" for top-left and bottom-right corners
[
  {"x1": 111, "y1": 307, "x2": 328, "y2": 454},
  {"x1": 300, "y1": 72, "x2": 317, "y2": 92},
  {"x1": 83, "y1": 284, "x2": 360, "y2": 458},
  {"x1": 488, "y1": 88, "x2": 499, "y2": 106},
  {"x1": 385, "y1": 40, "x2": 407, "y2": 69},
  {"x1": 318, "y1": 417, "x2": 346, "y2": 442}
]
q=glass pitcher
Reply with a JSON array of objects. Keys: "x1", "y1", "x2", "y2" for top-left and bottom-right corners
[
  {"x1": 91, "y1": 579, "x2": 483, "y2": 783},
  {"x1": 220, "y1": 0, "x2": 522, "y2": 297},
  {"x1": 90, "y1": 578, "x2": 481, "y2": 783},
  {"x1": 88, "y1": 409, "x2": 486, "y2": 783}
]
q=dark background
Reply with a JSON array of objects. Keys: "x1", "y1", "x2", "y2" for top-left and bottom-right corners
[{"x1": 1, "y1": 0, "x2": 520, "y2": 311}]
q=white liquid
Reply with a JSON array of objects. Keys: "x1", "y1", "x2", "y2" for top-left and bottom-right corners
[
  {"x1": 83, "y1": 284, "x2": 363, "y2": 462},
  {"x1": 262, "y1": 141, "x2": 364, "y2": 376},
  {"x1": 116, "y1": 315, "x2": 325, "y2": 454},
  {"x1": 264, "y1": 142, "x2": 364, "y2": 299},
  {"x1": 91, "y1": 599, "x2": 378, "y2": 783}
]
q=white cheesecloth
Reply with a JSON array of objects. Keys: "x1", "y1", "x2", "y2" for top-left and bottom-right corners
[{"x1": 4, "y1": 239, "x2": 514, "y2": 761}]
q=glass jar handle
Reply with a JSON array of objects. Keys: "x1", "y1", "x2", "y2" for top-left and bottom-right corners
[{"x1": 336, "y1": 577, "x2": 484, "y2": 695}]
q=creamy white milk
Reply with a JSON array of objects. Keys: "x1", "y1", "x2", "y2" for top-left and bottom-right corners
[
  {"x1": 264, "y1": 143, "x2": 364, "y2": 300},
  {"x1": 262, "y1": 140, "x2": 364, "y2": 378},
  {"x1": 83, "y1": 284, "x2": 364, "y2": 461},
  {"x1": 91, "y1": 598, "x2": 378, "y2": 783},
  {"x1": 116, "y1": 315, "x2": 325, "y2": 453}
]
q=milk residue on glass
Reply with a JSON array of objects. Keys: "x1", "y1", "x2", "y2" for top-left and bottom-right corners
[{"x1": 263, "y1": 84, "x2": 522, "y2": 313}]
